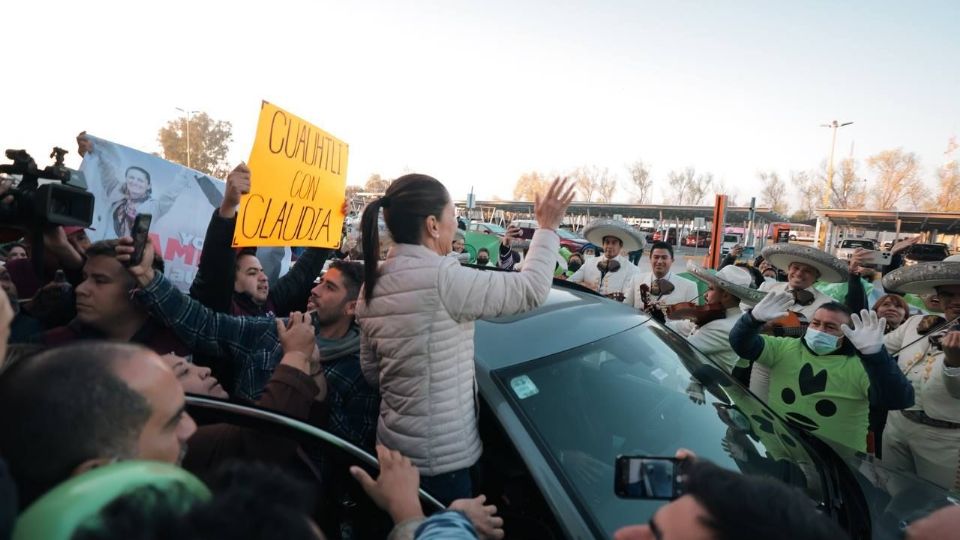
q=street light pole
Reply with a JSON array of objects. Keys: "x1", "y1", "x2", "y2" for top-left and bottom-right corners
[
  {"x1": 820, "y1": 120, "x2": 853, "y2": 208},
  {"x1": 175, "y1": 107, "x2": 199, "y2": 169}
]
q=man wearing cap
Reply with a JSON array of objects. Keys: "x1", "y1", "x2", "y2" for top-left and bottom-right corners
[
  {"x1": 567, "y1": 218, "x2": 642, "y2": 300},
  {"x1": 749, "y1": 244, "x2": 849, "y2": 400},
  {"x1": 625, "y1": 241, "x2": 699, "y2": 314},
  {"x1": 672, "y1": 265, "x2": 755, "y2": 373},
  {"x1": 880, "y1": 255, "x2": 960, "y2": 491}
]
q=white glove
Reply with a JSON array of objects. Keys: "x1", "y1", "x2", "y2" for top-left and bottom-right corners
[
  {"x1": 750, "y1": 291, "x2": 793, "y2": 322},
  {"x1": 841, "y1": 309, "x2": 886, "y2": 355}
]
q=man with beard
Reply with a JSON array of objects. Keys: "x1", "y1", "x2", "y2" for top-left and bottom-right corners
[
  {"x1": 0, "y1": 341, "x2": 197, "y2": 509},
  {"x1": 567, "y1": 218, "x2": 643, "y2": 300},
  {"x1": 880, "y1": 255, "x2": 960, "y2": 491},
  {"x1": 118, "y1": 238, "x2": 378, "y2": 451}
]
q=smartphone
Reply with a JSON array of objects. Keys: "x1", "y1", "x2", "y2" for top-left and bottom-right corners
[
  {"x1": 614, "y1": 455, "x2": 687, "y2": 500},
  {"x1": 847, "y1": 249, "x2": 892, "y2": 267},
  {"x1": 127, "y1": 213, "x2": 153, "y2": 267}
]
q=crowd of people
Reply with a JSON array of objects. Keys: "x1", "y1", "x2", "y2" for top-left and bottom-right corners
[{"x1": 0, "y1": 134, "x2": 958, "y2": 539}]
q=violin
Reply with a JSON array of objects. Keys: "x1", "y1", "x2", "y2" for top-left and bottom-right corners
[
  {"x1": 761, "y1": 311, "x2": 809, "y2": 338},
  {"x1": 638, "y1": 283, "x2": 666, "y2": 323},
  {"x1": 665, "y1": 302, "x2": 727, "y2": 327}
]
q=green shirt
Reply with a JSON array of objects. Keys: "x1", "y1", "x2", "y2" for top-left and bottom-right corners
[{"x1": 756, "y1": 336, "x2": 871, "y2": 452}]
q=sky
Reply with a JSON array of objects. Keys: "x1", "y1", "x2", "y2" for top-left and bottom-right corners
[{"x1": 4, "y1": 0, "x2": 958, "y2": 209}]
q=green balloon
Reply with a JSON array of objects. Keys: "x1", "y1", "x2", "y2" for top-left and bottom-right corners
[{"x1": 13, "y1": 461, "x2": 210, "y2": 540}]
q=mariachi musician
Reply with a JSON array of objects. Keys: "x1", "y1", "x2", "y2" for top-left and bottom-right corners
[
  {"x1": 625, "y1": 240, "x2": 700, "y2": 319},
  {"x1": 748, "y1": 244, "x2": 850, "y2": 401},
  {"x1": 567, "y1": 218, "x2": 642, "y2": 301},
  {"x1": 667, "y1": 265, "x2": 757, "y2": 374},
  {"x1": 880, "y1": 255, "x2": 960, "y2": 491}
]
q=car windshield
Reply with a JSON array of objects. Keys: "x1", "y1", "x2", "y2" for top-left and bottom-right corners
[
  {"x1": 723, "y1": 235, "x2": 739, "y2": 243},
  {"x1": 910, "y1": 245, "x2": 948, "y2": 256},
  {"x1": 841, "y1": 240, "x2": 875, "y2": 249},
  {"x1": 493, "y1": 322, "x2": 826, "y2": 537}
]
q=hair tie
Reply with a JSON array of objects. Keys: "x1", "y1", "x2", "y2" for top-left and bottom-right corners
[{"x1": 380, "y1": 195, "x2": 391, "y2": 208}]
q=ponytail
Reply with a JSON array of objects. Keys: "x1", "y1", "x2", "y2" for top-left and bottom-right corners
[
  {"x1": 359, "y1": 174, "x2": 451, "y2": 303},
  {"x1": 360, "y1": 198, "x2": 384, "y2": 302}
]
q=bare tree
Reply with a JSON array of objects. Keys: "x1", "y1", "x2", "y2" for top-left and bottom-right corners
[
  {"x1": 512, "y1": 171, "x2": 551, "y2": 201},
  {"x1": 757, "y1": 171, "x2": 788, "y2": 215},
  {"x1": 823, "y1": 158, "x2": 866, "y2": 209},
  {"x1": 929, "y1": 160, "x2": 960, "y2": 211},
  {"x1": 626, "y1": 160, "x2": 654, "y2": 204},
  {"x1": 688, "y1": 171, "x2": 714, "y2": 205},
  {"x1": 363, "y1": 173, "x2": 391, "y2": 193},
  {"x1": 663, "y1": 167, "x2": 713, "y2": 205},
  {"x1": 791, "y1": 170, "x2": 821, "y2": 220},
  {"x1": 597, "y1": 168, "x2": 618, "y2": 203},
  {"x1": 866, "y1": 148, "x2": 926, "y2": 210},
  {"x1": 569, "y1": 166, "x2": 598, "y2": 202},
  {"x1": 713, "y1": 179, "x2": 740, "y2": 207},
  {"x1": 664, "y1": 168, "x2": 693, "y2": 205}
]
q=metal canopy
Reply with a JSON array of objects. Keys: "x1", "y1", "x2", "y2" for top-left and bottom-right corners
[
  {"x1": 454, "y1": 200, "x2": 787, "y2": 223},
  {"x1": 815, "y1": 209, "x2": 960, "y2": 234}
]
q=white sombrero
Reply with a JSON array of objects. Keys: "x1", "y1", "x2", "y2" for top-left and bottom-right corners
[
  {"x1": 761, "y1": 244, "x2": 849, "y2": 283},
  {"x1": 882, "y1": 256, "x2": 960, "y2": 295},
  {"x1": 582, "y1": 218, "x2": 646, "y2": 253},
  {"x1": 688, "y1": 264, "x2": 766, "y2": 305}
]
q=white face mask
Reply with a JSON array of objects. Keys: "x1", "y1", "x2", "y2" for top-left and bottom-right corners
[{"x1": 804, "y1": 328, "x2": 841, "y2": 355}]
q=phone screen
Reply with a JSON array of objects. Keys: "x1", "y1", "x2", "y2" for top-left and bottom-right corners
[
  {"x1": 614, "y1": 456, "x2": 685, "y2": 500},
  {"x1": 128, "y1": 213, "x2": 153, "y2": 267}
]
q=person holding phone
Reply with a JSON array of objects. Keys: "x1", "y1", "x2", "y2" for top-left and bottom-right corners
[{"x1": 613, "y1": 450, "x2": 846, "y2": 540}]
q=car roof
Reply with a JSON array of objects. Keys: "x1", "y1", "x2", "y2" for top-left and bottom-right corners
[{"x1": 475, "y1": 282, "x2": 649, "y2": 371}]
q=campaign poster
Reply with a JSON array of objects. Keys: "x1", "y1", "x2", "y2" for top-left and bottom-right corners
[
  {"x1": 233, "y1": 101, "x2": 348, "y2": 248},
  {"x1": 78, "y1": 135, "x2": 287, "y2": 292}
]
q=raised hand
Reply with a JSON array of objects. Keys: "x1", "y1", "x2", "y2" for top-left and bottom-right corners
[
  {"x1": 116, "y1": 236, "x2": 157, "y2": 287},
  {"x1": 534, "y1": 177, "x2": 575, "y2": 231},
  {"x1": 750, "y1": 291, "x2": 793, "y2": 322},
  {"x1": 841, "y1": 309, "x2": 886, "y2": 355},
  {"x1": 276, "y1": 311, "x2": 318, "y2": 368},
  {"x1": 219, "y1": 162, "x2": 252, "y2": 218}
]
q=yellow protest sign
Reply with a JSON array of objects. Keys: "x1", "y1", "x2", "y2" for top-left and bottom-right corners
[{"x1": 233, "y1": 101, "x2": 348, "y2": 248}]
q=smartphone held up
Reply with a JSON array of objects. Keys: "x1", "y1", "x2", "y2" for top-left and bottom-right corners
[
  {"x1": 126, "y1": 213, "x2": 152, "y2": 267},
  {"x1": 614, "y1": 455, "x2": 688, "y2": 500}
]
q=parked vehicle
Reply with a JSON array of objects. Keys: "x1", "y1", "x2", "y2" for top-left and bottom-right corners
[
  {"x1": 509, "y1": 220, "x2": 598, "y2": 253},
  {"x1": 187, "y1": 279, "x2": 954, "y2": 539},
  {"x1": 903, "y1": 243, "x2": 951, "y2": 266},
  {"x1": 652, "y1": 227, "x2": 679, "y2": 244},
  {"x1": 835, "y1": 239, "x2": 878, "y2": 260},
  {"x1": 469, "y1": 222, "x2": 507, "y2": 237},
  {"x1": 684, "y1": 231, "x2": 711, "y2": 247},
  {"x1": 720, "y1": 233, "x2": 743, "y2": 255}
]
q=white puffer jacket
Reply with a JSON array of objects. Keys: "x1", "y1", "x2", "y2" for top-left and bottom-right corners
[{"x1": 357, "y1": 229, "x2": 559, "y2": 475}]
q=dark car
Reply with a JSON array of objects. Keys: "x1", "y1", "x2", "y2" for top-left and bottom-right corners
[
  {"x1": 903, "y1": 243, "x2": 950, "y2": 266},
  {"x1": 187, "y1": 281, "x2": 953, "y2": 539}
]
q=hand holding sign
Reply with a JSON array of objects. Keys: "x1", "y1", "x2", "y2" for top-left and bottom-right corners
[
  {"x1": 233, "y1": 102, "x2": 349, "y2": 248},
  {"x1": 219, "y1": 162, "x2": 251, "y2": 218}
]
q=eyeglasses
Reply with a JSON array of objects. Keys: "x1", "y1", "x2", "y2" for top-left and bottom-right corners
[
  {"x1": 789, "y1": 289, "x2": 815, "y2": 306},
  {"x1": 651, "y1": 278, "x2": 675, "y2": 297}
]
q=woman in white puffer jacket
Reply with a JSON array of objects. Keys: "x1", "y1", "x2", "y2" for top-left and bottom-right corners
[{"x1": 355, "y1": 174, "x2": 573, "y2": 504}]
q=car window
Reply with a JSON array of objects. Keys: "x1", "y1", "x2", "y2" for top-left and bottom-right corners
[
  {"x1": 909, "y1": 245, "x2": 949, "y2": 256},
  {"x1": 493, "y1": 323, "x2": 824, "y2": 537},
  {"x1": 841, "y1": 240, "x2": 875, "y2": 249},
  {"x1": 557, "y1": 228, "x2": 581, "y2": 240},
  {"x1": 723, "y1": 235, "x2": 739, "y2": 243}
]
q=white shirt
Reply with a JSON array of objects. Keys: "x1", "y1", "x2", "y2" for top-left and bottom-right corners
[
  {"x1": 884, "y1": 314, "x2": 960, "y2": 421},
  {"x1": 625, "y1": 270, "x2": 700, "y2": 310},
  {"x1": 667, "y1": 306, "x2": 744, "y2": 373},
  {"x1": 567, "y1": 255, "x2": 639, "y2": 296}
]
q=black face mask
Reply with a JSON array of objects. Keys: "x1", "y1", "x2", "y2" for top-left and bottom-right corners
[
  {"x1": 477, "y1": 257, "x2": 489, "y2": 265},
  {"x1": 568, "y1": 260, "x2": 582, "y2": 272}
]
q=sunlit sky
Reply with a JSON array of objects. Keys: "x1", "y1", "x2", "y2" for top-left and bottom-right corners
[{"x1": 5, "y1": 0, "x2": 958, "y2": 208}]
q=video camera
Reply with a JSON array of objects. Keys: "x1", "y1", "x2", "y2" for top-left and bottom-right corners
[{"x1": 0, "y1": 147, "x2": 94, "y2": 229}]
